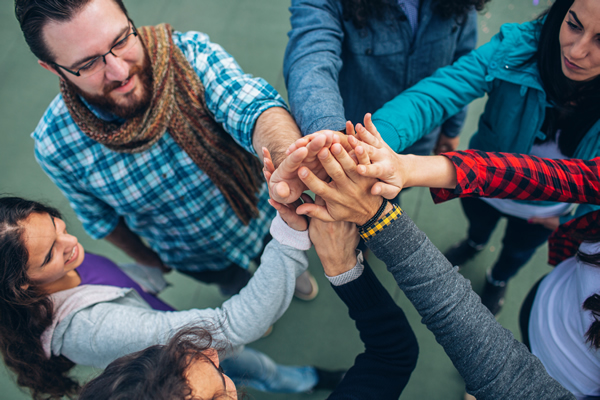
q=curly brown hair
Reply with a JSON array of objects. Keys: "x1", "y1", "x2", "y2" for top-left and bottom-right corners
[
  {"x1": 79, "y1": 327, "x2": 241, "y2": 400},
  {"x1": 341, "y1": 0, "x2": 491, "y2": 29},
  {"x1": 0, "y1": 197, "x2": 79, "y2": 399}
]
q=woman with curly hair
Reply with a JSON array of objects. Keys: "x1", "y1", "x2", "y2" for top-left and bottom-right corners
[
  {"x1": 0, "y1": 193, "x2": 345, "y2": 399},
  {"x1": 284, "y1": 0, "x2": 489, "y2": 158}
]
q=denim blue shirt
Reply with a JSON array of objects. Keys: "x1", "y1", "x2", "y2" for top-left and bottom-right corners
[
  {"x1": 284, "y1": 0, "x2": 477, "y2": 155},
  {"x1": 32, "y1": 30, "x2": 282, "y2": 272}
]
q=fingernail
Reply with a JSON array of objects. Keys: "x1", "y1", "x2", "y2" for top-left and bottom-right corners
[
  {"x1": 332, "y1": 144, "x2": 341, "y2": 155},
  {"x1": 299, "y1": 168, "x2": 308, "y2": 178}
]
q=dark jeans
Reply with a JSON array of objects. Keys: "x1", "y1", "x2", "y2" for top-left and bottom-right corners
[
  {"x1": 461, "y1": 197, "x2": 554, "y2": 283},
  {"x1": 180, "y1": 233, "x2": 273, "y2": 296},
  {"x1": 518, "y1": 276, "x2": 545, "y2": 351}
]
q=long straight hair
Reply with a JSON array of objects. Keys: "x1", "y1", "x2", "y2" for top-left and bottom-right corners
[
  {"x1": 534, "y1": 0, "x2": 600, "y2": 156},
  {"x1": 0, "y1": 197, "x2": 78, "y2": 399}
]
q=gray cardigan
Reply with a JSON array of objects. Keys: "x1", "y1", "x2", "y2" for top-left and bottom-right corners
[
  {"x1": 42, "y1": 215, "x2": 309, "y2": 369},
  {"x1": 366, "y1": 212, "x2": 575, "y2": 400}
]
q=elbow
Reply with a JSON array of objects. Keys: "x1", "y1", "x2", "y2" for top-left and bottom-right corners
[{"x1": 405, "y1": 332, "x2": 419, "y2": 373}]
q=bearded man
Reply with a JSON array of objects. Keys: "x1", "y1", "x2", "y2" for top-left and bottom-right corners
[{"x1": 15, "y1": 0, "x2": 319, "y2": 298}]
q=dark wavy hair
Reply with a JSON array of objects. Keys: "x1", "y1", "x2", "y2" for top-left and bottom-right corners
[
  {"x1": 341, "y1": 0, "x2": 491, "y2": 29},
  {"x1": 574, "y1": 232, "x2": 600, "y2": 349},
  {"x1": 532, "y1": 0, "x2": 600, "y2": 157},
  {"x1": 14, "y1": 0, "x2": 129, "y2": 63},
  {"x1": 79, "y1": 327, "x2": 242, "y2": 400},
  {"x1": 0, "y1": 197, "x2": 79, "y2": 399}
]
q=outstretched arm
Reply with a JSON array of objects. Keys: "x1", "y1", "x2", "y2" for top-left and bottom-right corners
[
  {"x1": 430, "y1": 150, "x2": 600, "y2": 205},
  {"x1": 349, "y1": 114, "x2": 600, "y2": 205},
  {"x1": 364, "y1": 211, "x2": 574, "y2": 400},
  {"x1": 308, "y1": 198, "x2": 418, "y2": 399},
  {"x1": 59, "y1": 213, "x2": 311, "y2": 369},
  {"x1": 284, "y1": 0, "x2": 347, "y2": 136},
  {"x1": 297, "y1": 145, "x2": 575, "y2": 400}
]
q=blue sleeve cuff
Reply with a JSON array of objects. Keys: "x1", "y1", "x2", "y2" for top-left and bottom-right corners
[
  {"x1": 373, "y1": 119, "x2": 402, "y2": 152},
  {"x1": 243, "y1": 101, "x2": 290, "y2": 156},
  {"x1": 305, "y1": 116, "x2": 347, "y2": 136}
]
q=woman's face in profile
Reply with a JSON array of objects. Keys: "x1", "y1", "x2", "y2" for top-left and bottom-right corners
[
  {"x1": 22, "y1": 212, "x2": 85, "y2": 287},
  {"x1": 559, "y1": 0, "x2": 600, "y2": 81}
]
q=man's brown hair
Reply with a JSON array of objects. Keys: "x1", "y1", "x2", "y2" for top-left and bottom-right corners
[{"x1": 15, "y1": 0, "x2": 129, "y2": 63}]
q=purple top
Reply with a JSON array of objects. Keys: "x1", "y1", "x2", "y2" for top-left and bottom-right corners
[{"x1": 76, "y1": 253, "x2": 174, "y2": 312}]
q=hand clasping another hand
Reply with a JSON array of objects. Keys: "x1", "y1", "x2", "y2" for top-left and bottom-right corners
[
  {"x1": 263, "y1": 132, "x2": 335, "y2": 205},
  {"x1": 294, "y1": 141, "x2": 385, "y2": 226}
]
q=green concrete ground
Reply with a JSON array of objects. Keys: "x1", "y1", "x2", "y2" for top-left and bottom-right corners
[{"x1": 0, "y1": 0, "x2": 555, "y2": 399}]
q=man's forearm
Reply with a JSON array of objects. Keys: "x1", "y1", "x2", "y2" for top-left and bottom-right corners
[
  {"x1": 253, "y1": 107, "x2": 302, "y2": 167},
  {"x1": 105, "y1": 217, "x2": 166, "y2": 270}
]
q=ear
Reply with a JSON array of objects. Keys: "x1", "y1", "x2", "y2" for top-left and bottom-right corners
[
  {"x1": 20, "y1": 283, "x2": 30, "y2": 291},
  {"x1": 38, "y1": 60, "x2": 63, "y2": 79}
]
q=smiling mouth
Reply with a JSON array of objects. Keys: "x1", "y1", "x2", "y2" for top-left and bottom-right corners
[{"x1": 65, "y1": 245, "x2": 78, "y2": 264}]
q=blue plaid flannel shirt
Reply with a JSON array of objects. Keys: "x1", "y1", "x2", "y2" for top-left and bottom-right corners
[{"x1": 32, "y1": 30, "x2": 282, "y2": 272}]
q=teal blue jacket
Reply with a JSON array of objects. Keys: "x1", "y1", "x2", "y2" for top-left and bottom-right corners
[{"x1": 372, "y1": 20, "x2": 600, "y2": 222}]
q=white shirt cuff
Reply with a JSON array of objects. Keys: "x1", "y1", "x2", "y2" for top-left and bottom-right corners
[
  {"x1": 326, "y1": 251, "x2": 365, "y2": 286},
  {"x1": 269, "y1": 212, "x2": 312, "y2": 250}
]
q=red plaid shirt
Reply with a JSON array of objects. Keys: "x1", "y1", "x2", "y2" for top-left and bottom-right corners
[{"x1": 430, "y1": 150, "x2": 600, "y2": 265}]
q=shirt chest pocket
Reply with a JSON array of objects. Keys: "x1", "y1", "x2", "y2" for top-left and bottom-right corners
[{"x1": 343, "y1": 18, "x2": 409, "y2": 57}]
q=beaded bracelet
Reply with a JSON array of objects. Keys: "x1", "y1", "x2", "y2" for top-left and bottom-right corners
[{"x1": 358, "y1": 199, "x2": 388, "y2": 230}]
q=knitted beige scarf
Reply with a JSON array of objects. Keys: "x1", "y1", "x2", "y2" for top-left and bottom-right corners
[{"x1": 60, "y1": 24, "x2": 263, "y2": 225}]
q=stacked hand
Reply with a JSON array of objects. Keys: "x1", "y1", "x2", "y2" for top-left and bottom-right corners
[
  {"x1": 263, "y1": 149, "x2": 363, "y2": 276},
  {"x1": 265, "y1": 131, "x2": 338, "y2": 205},
  {"x1": 265, "y1": 114, "x2": 400, "y2": 225}
]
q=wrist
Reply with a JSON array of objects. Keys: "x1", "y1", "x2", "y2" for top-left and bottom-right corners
[
  {"x1": 321, "y1": 255, "x2": 359, "y2": 277},
  {"x1": 356, "y1": 197, "x2": 386, "y2": 227},
  {"x1": 399, "y1": 154, "x2": 418, "y2": 188}
]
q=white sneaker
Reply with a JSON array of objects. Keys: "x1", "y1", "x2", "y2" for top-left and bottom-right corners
[{"x1": 294, "y1": 271, "x2": 319, "y2": 301}]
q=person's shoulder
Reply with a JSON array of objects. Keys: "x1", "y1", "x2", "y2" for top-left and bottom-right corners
[
  {"x1": 172, "y1": 30, "x2": 213, "y2": 55},
  {"x1": 496, "y1": 20, "x2": 541, "y2": 47},
  {"x1": 487, "y1": 20, "x2": 541, "y2": 61},
  {"x1": 32, "y1": 94, "x2": 92, "y2": 159},
  {"x1": 32, "y1": 94, "x2": 71, "y2": 139}
]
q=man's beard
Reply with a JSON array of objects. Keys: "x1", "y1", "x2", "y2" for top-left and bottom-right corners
[{"x1": 66, "y1": 46, "x2": 154, "y2": 120}]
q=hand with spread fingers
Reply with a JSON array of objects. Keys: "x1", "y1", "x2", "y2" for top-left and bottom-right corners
[
  {"x1": 347, "y1": 114, "x2": 410, "y2": 200},
  {"x1": 349, "y1": 114, "x2": 459, "y2": 197},
  {"x1": 263, "y1": 132, "x2": 334, "y2": 205},
  {"x1": 295, "y1": 141, "x2": 384, "y2": 226},
  {"x1": 308, "y1": 195, "x2": 360, "y2": 277}
]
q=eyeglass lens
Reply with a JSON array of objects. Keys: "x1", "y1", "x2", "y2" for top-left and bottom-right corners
[{"x1": 77, "y1": 29, "x2": 138, "y2": 77}]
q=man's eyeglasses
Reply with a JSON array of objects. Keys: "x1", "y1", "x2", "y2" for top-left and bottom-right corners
[{"x1": 53, "y1": 21, "x2": 139, "y2": 78}]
